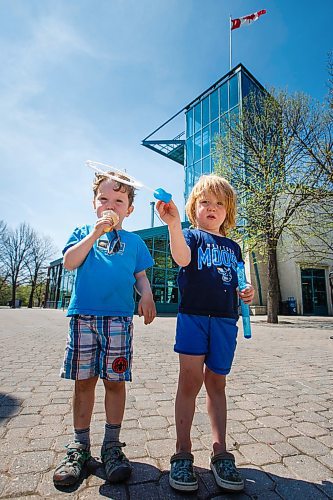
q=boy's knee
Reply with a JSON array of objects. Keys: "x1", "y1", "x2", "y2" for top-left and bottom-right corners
[
  {"x1": 74, "y1": 376, "x2": 98, "y2": 393},
  {"x1": 103, "y1": 379, "x2": 125, "y2": 392},
  {"x1": 179, "y1": 373, "x2": 203, "y2": 396},
  {"x1": 204, "y1": 369, "x2": 226, "y2": 389}
]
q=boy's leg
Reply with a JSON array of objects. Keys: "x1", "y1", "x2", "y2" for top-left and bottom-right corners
[
  {"x1": 54, "y1": 316, "x2": 99, "y2": 486},
  {"x1": 101, "y1": 379, "x2": 132, "y2": 482},
  {"x1": 169, "y1": 353, "x2": 204, "y2": 492},
  {"x1": 103, "y1": 379, "x2": 125, "y2": 425},
  {"x1": 53, "y1": 377, "x2": 98, "y2": 486},
  {"x1": 204, "y1": 317, "x2": 244, "y2": 492},
  {"x1": 175, "y1": 354, "x2": 205, "y2": 453},
  {"x1": 73, "y1": 376, "x2": 99, "y2": 431},
  {"x1": 97, "y1": 316, "x2": 133, "y2": 484},
  {"x1": 204, "y1": 369, "x2": 227, "y2": 454}
]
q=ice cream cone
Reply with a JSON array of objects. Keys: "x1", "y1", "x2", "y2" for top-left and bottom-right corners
[{"x1": 102, "y1": 210, "x2": 119, "y2": 232}]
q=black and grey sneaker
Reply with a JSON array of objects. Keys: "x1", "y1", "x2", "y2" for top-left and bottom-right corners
[
  {"x1": 53, "y1": 442, "x2": 91, "y2": 486},
  {"x1": 101, "y1": 441, "x2": 132, "y2": 483},
  {"x1": 210, "y1": 451, "x2": 244, "y2": 491},
  {"x1": 169, "y1": 452, "x2": 198, "y2": 491}
]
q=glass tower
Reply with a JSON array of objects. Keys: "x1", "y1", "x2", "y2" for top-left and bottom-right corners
[{"x1": 142, "y1": 63, "x2": 264, "y2": 204}]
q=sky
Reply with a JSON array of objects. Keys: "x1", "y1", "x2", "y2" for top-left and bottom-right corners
[{"x1": 0, "y1": 0, "x2": 332, "y2": 256}]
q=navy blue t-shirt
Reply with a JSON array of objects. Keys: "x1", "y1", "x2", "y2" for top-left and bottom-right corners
[{"x1": 178, "y1": 228, "x2": 243, "y2": 318}]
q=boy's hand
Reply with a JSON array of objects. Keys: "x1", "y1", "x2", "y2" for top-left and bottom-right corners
[
  {"x1": 94, "y1": 217, "x2": 116, "y2": 237},
  {"x1": 238, "y1": 285, "x2": 255, "y2": 304},
  {"x1": 138, "y1": 294, "x2": 156, "y2": 325},
  {"x1": 156, "y1": 200, "x2": 180, "y2": 227}
]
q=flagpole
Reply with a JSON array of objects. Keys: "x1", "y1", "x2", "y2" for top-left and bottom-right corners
[{"x1": 229, "y1": 15, "x2": 232, "y2": 70}]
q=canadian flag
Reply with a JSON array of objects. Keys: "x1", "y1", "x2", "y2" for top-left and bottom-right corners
[{"x1": 231, "y1": 10, "x2": 267, "y2": 30}]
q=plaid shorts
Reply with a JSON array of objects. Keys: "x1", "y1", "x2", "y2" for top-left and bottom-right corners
[{"x1": 60, "y1": 315, "x2": 133, "y2": 381}]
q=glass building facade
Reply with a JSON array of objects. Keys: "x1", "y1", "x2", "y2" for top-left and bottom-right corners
[
  {"x1": 142, "y1": 63, "x2": 263, "y2": 204},
  {"x1": 185, "y1": 67, "x2": 262, "y2": 197},
  {"x1": 133, "y1": 223, "x2": 188, "y2": 313}
]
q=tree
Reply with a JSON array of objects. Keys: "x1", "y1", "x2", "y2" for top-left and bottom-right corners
[
  {"x1": 25, "y1": 233, "x2": 56, "y2": 308},
  {"x1": 0, "y1": 220, "x2": 10, "y2": 298},
  {"x1": 215, "y1": 89, "x2": 332, "y2": 324},
  {"x1": 1, "y1": 223, "x2": 34, "y2": 307},
  {"x1": 328, "y1": 50, "x2": 333, "y2": 111}
]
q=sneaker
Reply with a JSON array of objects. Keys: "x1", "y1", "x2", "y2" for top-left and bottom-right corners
[
  {"x1": 210, "y1": 452, "x2": 244, "y2": 491},
  {"x1": 53, "y1": 442, "x2": 91, "y2": 486},
  {"x1": 169, "y1": 452, "x2": 198, "y2": 492},
  {"x1": 101, "y1": 441, "x2": 132, "y2": 483}
]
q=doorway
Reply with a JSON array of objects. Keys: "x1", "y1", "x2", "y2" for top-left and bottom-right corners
[{"x1": 301, "y1": 268, "x2": 328, "y2": 316}]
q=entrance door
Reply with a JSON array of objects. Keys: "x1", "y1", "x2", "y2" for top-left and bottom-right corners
[{"x1": 301, "y1": 269, "x2": 328, "y2": 316}]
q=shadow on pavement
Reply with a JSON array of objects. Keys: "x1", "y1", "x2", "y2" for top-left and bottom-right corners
[
  {"x1": 53, "y1": 459, "x2": 333, "y2": 499},
  {"x1": 0, "y1": 392, "x2": 22, "y2": 423}
]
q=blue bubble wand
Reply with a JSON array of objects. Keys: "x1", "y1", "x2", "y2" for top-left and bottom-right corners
[
  {"x1": 86, "y1": 160, "x2": 172, "y2": 203},
  {"x1": 236, "y1": 261, "x2": 252, "y2": 339}
]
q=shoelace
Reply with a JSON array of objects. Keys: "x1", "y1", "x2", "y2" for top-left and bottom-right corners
[{"x1": 66, "y1": 451, "x2": 82, "y2": 465}]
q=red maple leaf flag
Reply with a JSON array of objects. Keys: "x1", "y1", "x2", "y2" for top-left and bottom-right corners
[{"x1": 231, "y1": 9, "x2": 267, "y2": 30}]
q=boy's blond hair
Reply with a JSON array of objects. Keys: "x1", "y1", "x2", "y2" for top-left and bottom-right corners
[
  {"x1": 92, "y1": 171, "x2": 136, "y2": 206},
  {"x1": 185, "y1": 174, "x2": 236, "y2": 236}
]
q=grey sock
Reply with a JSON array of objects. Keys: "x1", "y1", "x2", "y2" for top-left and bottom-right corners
[
  {"x1": 74, "y1": 427, "x2": 90, "y2": 449},
  {"x1": 103, "y1": 423, "x2": 121, "y2": 447}
]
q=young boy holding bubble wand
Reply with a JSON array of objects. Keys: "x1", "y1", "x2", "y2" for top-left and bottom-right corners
[{"x1": 156, "y1": 174, "x2": 254, "y2": 492}]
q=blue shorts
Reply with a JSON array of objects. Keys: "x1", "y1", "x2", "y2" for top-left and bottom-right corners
[
  {"x1": 175, "y1": 313, "x2": 238, "y2": 375},
  {"x1": 60, "y1": 315, "x2": 133, "y2": 381}
]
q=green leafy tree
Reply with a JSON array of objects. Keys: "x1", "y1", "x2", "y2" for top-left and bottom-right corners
[{"x1": 215, "y1": 89, "x2": 332, "y2": 323}]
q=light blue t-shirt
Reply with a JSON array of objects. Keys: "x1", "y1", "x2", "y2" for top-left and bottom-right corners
[{"x1": 63, "y1": 225, "x2": 154, "y2": 317}]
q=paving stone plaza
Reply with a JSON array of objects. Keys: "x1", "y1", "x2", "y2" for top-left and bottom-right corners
[{"x1": 0, "y1": 309, "x2": 332, "y2": 499}]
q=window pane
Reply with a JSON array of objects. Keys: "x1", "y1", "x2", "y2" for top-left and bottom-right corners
[
  {"x1": 152, "y1": 285, "x2": 165, "y2": 303},
  {"x1": 229, "y1": 74, "x2": 239, "y2": 108},
  {"x1": 166, "y1": 254, "x2": 179, "y2": 269},
  {"x1": 210, "y1": 90, "x2": 219, "y2": 121},
  {"x1": 152, "y1": 269, "x2": 165, "y2": 285},
  {"x1": 202, "y1": 97, "x2": 209, "y2": 127},
  {"x1": 229, "y1": 106, "x2": 239, "y2": 128},
  {"x1": 153, "y1": 237, "x2": 166, "y2": 252},
  {"x1": 186, "y1": 166, "x2": 194, "y2": 196},
  {"x1": 194, "y1": 102, "x2": 201, "y2": 133},
  {"x1": 210, "y1": 119, "x2": 219, "y2": 142},
  {"x1": 186, "y1": 136, "x2": 193, "y2": 166},
  {"x1": 153, "y1": 251, "x2": 166, "y2": 267},
  {"x1": 202, "y1": 126, "x2": 210, "y2": 157},
  {"x1": 144, "y1": 238, "x2": 153, "y2": 250},
  {"x1": 186, "y1": 108, "x2": 193, "y2": 137},
  {"x1": 194, "y1": 131, "x2": 201, "y2": 162},
  {"x1": 194, "y1": 160, "x2": 202, "y2": 183},
  {"x1": 220, "y1": 114, "x2": 228, "y2": 137},
  {"x1": 202, "y1": 156, "x2": 211, "y2": 174},
  {"x1": 210, "y1": 119, "x2": 219, "y2": 156},
  {"x1": 220, "y1": 83, "x2": 228, "y2": 114}
]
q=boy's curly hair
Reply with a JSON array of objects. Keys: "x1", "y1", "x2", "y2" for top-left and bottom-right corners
[
  {"x1": 185, "y1": 174, "x2": 236, "y2": 236},
  {"x1": 92, "y1": 171, "x2": 136, "y2": 206}
]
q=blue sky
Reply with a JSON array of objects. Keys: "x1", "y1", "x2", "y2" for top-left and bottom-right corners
[{"x1": 0, "y1": 0, "x2": 332, "y2": 254}]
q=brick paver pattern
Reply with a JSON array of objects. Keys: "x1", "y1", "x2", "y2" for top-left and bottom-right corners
[{"x1": 0, "y1": 309, "x2": 332, "y2": 499}]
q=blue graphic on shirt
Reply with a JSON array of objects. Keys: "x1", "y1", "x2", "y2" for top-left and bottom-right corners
[
  {"x1": 217, "y1": 267, "x2": 232, "y2": 283},
  {"x1": 198, "y1": 244, "x2": 238, "y2": 280}
]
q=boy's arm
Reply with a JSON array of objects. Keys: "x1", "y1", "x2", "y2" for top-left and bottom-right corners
[
  {"x1": 135, "y1": 271, "x2": 156, "y2": 325},
  {"x1": 156, "y1": 200, "x2": 191, "y2": 267},
  {"x1": 63, "y1": 219, "x2": 113, "y2": 271}
]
